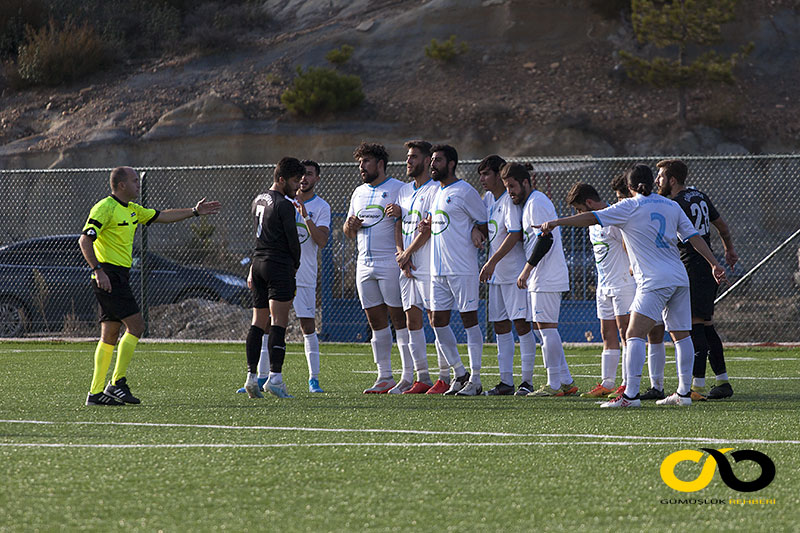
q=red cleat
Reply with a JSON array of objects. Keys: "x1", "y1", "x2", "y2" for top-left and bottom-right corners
[
  {"x1": 402, "y1": 381, "x2": 432, "y2": 394},
  {"x1": 425, "y1": 379, "x2": 450, "y2": 394}
]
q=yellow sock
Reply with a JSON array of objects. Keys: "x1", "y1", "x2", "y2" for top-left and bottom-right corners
[
  {"x1": 112, "y1": 332, "x2": 139, "y2": 384},
  {"x1": 90, "y1": 342, "x2": 115, "y2": 394}
]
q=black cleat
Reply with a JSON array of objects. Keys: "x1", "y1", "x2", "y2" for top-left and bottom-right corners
[
  {"x1": 707, "y1": 382, "x2": 733, "y2": 399},
  {"x1": 640, "y1": 387, "x2": 666, "y2": 400},
  {"x1": 86, "y1": 392, "x2": 124, "y2": 406},
  {"x1": 515, "y1": 381, "x2": 534, "y2": 396},
  {"x1": 104, "y1": 377, "x2": 141, "y2": 404},
  {"x1": 486, "y1": 382, "x2": 515, "y2": 396}
]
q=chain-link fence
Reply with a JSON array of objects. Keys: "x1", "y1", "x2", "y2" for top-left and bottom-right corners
[{"x1": 1, "y1": 155, "x2": 799, "y2": 343}]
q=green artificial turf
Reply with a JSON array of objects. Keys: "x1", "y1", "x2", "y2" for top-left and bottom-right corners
[{"x1": 1, "y1": 341, "x2": 798, "y2": 531}]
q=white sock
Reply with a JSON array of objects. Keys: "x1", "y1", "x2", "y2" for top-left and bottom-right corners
[
  {"x1": 620, "y1": 342, "x2": 627, "y2": 386},
  {"x1": 304, "y1": 332, "x2": 320, "y2": 380},
  {"x1": 539, "y1": 328, "x2": 561, "y2": 389},
  {"x1": 715, "y1": 373, "x2": 728, "y2": 382},
  {"x1": 648, "y1": 342, "x2": 666, "y2": 390},
  {"x1": 435, "y1": 339, "x2": 450, "y2": 382},
  {"x1": 395, "y1": 327, "x2": 413, "y2": 383},
  {"x1": 433, "y1": 325, "x2": 465, "y2": 377},
  {"x1": 518, "y1": 330, "x2": 536, "y2": 384},
  {"x1": 600, "y1": 348, "x2": 620, "y2": 389},
  {"x1": 693, "y1": 377, "x2": 706, "y2": 388},
  {"x1": 465, "y1": 325, "x2": 483, "y2": 385},
  {"x1": 542, "y1": 328, "x2": 571, "y2": 385},
  {"x1": 674, "y1": 336, "x2": 694, "y2": 396},
  {"x1": 625, "y1": 337, "x2": 646, "y2": 398},
  {"x1": 496, "y1": 332, "x2": 515, "y2": 386},
  {"x1": 257, "y1": 333, "x2": 270, "y2": 378},
  {"x1": 371, "y1": 327, "x2": 393, "y2": 379},
  {"x1": 268, "y1": 371, "x2": 283, "y2": 384},
  {"x1": 409, "y1": 328, "x2": 430, "y2": 382}
]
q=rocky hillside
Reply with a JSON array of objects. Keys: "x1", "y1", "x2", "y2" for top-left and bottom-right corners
[{"x1": 1, "y1": 0, "x2": 799, "y2": 168}]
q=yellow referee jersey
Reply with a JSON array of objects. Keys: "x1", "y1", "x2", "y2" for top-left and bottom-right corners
[{"x1": 81, "y1": 195, "x2": 159, "y2": 268}]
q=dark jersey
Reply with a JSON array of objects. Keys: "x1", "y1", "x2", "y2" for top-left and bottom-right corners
[
  {"x1": 251, "y1": 190, "x2": 301, "y2": 270},
  {"x1": 673, "y1": 187, "x2": 720, "y2": 269}
]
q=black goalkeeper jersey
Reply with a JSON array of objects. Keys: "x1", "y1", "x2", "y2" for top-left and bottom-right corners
[
  {"x1": 673, "y1": 187, "x2": 720, "y2": 269},
  {"x1": 251, "y1": 190, "x2": 301, "y2": 270}
]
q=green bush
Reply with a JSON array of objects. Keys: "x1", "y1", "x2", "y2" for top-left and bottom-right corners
[
  {"x1": 325, "y1": 44, "x2": 354, "y2": 66},
  {"x1": 424, "y1": 35, "x2": 468, "y2": 62},
  {"x1": 15, "y1": 17, "x2": 112, "y2": 87},
  {"x1": 281, "y1": 66, "x2": 364, "y2": 116}
]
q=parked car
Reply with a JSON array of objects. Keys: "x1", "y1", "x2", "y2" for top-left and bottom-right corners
[{"x1": 0, "y1": 235, "x2": 249, "y2": 337}]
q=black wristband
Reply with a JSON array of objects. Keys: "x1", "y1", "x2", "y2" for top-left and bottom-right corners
[
  {"x1": 91, "y1": 264, "x2": 102, "y2": 271},
  {"x1": 192, "y1": 207, "x2": 199, "y2": 217}
]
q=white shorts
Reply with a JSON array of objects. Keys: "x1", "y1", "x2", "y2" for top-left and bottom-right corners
[
  {"x1": 431, "y1": 275, "x2": 479, "y2": 313},
  {"x1": 356, "y1": 262, "x2": 402, "y2": 309},
  {"x1": 489, "y1": 283, "x2": 531, "y2": 322},
  {"x1": 293, "y1": 286, "x2": 316, "y2": 319},
  {"x1": 596, "y1": 284, "x2": 635, "y2": 321},
  {"x1": 400, "y1": 273, "x2": 431, "y2": 312},
  {"x1": 530, "y1": 291, "x2": 562, "y2": 324},
  {"x1": 630, "y1": 285, "x2": 691, "y2": 332}
]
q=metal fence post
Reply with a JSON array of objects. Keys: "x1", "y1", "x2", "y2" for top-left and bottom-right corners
[{"x1": 140, "y1": 170, "x2": 149, "y2": 337}]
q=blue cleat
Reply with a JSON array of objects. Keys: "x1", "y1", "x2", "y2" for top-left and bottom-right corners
[
  {"x1": 236, "y1": 376, "x2": 267, "y2": 393},
  {"x1": 308, "y1": 378, "x2": 324, "y2": 393}
]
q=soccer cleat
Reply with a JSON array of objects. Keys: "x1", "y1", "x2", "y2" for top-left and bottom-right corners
[
  {"x1": 656, "y1": 392, "x2": 692, "y2": 406},
  {"x1": 581, "y1": 383, "x2": 615, "y2": 398},
  {"x1": 403, "y1": 380, "x2": 433, "y2": 394},
  {"x1": 237, "y1": 376, "x2": 268, "y2": 394},
  {"x1": 104, "y1": 377, "x2": 141, "y2": 404},
  {"x1": 556, "y1": 381, "x2": 579, "y2": 396},
  {"x1": 607, "y1": 385, "x2": 626, "y2": 398},
  {"x1": 308, "y1": 378, "x2": 324, "y2": 393},
  {"x1": 486, "y1": 382, "x2": 515, "y2": 396},
  {"x1": 265, "y1": 380, "x2": 294, "y2": 398},
  {"x1": 707, "y1": 382, "x2": 733, "y2": 400},
  {"x1": 640, "y1": 387, "x2": 666, "y2": 400},
  {"x1": 515, "y1": 381, "x2": 534, "y2": 396},
  {"x1": 690, "y1": 391, "x2": 707, "y2": 401},
  {"x1": 425, "y1": 379, "x2": 450, "y2": 394},
  {"x1": 245, "y1": 375, "x2": 264, "y2": 398},
  {"x1": 86, "y1": 391, "x2": 124, "y2": 406},
  {"x1": 600, "y1": 394, "x2": 641, "y2": 408},
  {"x1": 388, "y1": 379, "x2": 413, "y2": 394},
  {"x1": 455, "y1": 381, "x2": 483, "y2": 396},
  {"x1": 363, "y1": 377, "x2": 396, "y2": 394},
  {"x1": 443, "y1": 372, "x2": 470, "y2": 395},
  {"x1": 527, "y1": 384, "x2": 562, "y2": 397}
]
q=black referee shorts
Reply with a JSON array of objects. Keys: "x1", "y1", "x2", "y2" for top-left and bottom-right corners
[
  {"x1": 687, "y1": 263, "x2": 718, "y2": 321},
  {"x1": 92, "y1": 264, "x2": 140, "y2": 322},
  {"x1": 251, "y1": 258, "x2": 296, "y2": 307}
]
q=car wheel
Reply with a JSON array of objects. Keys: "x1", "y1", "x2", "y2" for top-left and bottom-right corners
[{"x1": 0, "y1": 297, "x2": 27, "y2": 337}]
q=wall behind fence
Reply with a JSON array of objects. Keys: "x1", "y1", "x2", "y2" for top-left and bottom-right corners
[{"x1": 1, "y1": 155, "x2": 798, "y2": 342}]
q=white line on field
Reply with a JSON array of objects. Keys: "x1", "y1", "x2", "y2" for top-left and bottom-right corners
[
  {"x1": 0, "y1": 441, "x2": 695, "y2": 448},
  {"x1": 2, "y1": 419, "x2": 799, "y2": 445}
]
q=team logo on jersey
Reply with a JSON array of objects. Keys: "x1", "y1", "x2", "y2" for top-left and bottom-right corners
[
  {"x1": 592, "y1": 241, "x2": 609, "y2": 263},
  {"x1": 402, "y1": 209, "x2": 423, "y2": 236},
  {"x1": 431, "y1": 210, "x2": 450, "y2": 235},
  {"x1": 296, "y1": 222, "x2": 310, "y2": 244},
  {"x1": 357, "y1": 204, "x2": 386, "y2": 227},
  {"x1": 660, "y1": 449, "x2": 775, "y2": 493},
  {"x1": 487, "y1": 219, "x2": 498, "y2": 243},
  {"x1": 86, "y1": 228, "x2": 96, "y2": 238}
]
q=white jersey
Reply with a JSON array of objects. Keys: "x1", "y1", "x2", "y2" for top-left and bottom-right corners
[
  {"x1": 429, "y1": 179, "x2": 488, "y2": 276},
  {"x1": 589, "y1": 223, "x2": 635, "y2": 291},
  {"x1": 397, "y1": 178, "x2": 438, "y2": 277},
  {"x1": 484, "y1": 191, "x2": 525, "y2": 285},
  {"x1": 521, "y1": 190, "x2": 569, "y2": 292},
  {"x1": 293, "y1": 194, "x2": 330, "y2": 288},
  {"x1": 593, "y1": 194, "x2": 698, "y2": 291},
  {"x1": 347, "y1": 177, "x2": 404, "y2": 266}
]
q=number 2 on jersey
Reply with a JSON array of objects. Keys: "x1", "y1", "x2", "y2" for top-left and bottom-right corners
[
  {"x1": 651, "y1": 212, "x2": 669, "y2": 249},
  {"x1": 690, "y1": 201, "x2": 709, "y2": 235}
]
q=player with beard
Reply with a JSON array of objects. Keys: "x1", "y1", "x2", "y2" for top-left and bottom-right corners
[
  {"x1": 344, "y1": 142, "x2": 410, "y2": 393},
  {"x1": 502, "y1": 163, "x2": 577, "y2": 397},
  {"x1": 656, "y1": 159, "x2": 737, "y2": 400},
  {"x1": 420, "y1": 144, "x2": 488, "y2": 396},
  {"x1": 477, "y1": 155, "x2": 538, "y2": 396}
]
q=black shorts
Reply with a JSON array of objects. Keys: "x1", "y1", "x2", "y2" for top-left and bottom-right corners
[
  {"x1": 687, "y1": 263, "x2": 717, "y2": 321},
  {"x1": 92, "y1": 264, "x2": 140, "y2": 322},
  {"x1": 251, "y1": 258, "x2": 296, "y2": 307}
]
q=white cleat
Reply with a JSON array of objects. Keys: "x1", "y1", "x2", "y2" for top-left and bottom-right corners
[
  {"x1": 387, "y1": 379, "x2": 412, "y2": 394},
  {"x1": 363, "y1": 377, "x2": 396, "y2": 394},
  {"x1": 244, "y1": 375, "x2": 263, "y2": 398},
  {"x1": 656, "y1": 392, "x2": 692, "y2": 406},
  {"x1": 455, "y1": 381, "x2": 484, "y2": 396},
  {"x1": 264, "y1": 380, "x2": 294, "y2": 398},
  {"x1": 600, "y1": 395, "x2": 641, "y2": 408}
]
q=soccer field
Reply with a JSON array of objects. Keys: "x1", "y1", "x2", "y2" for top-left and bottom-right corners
[{"x1": 1, "y1": 341, "x2": 798, "y2": 531}]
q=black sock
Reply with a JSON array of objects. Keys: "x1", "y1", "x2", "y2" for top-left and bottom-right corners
[
  {"x1": 246, "y1": 325, "x2": 264, "y2": 374},
  {"x1": 705, "y1": 324, "x2": 727, "y2": 376},
  {"x1": 269, "y1": 325, "x2": 287, "y2": 374},
  {"x1": 691, "y1": 323, "x2": 709, "y2": 380}
]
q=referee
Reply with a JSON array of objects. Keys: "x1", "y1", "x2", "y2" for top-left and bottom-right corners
[
  {"x1": 243, "y1": 157, "x2": 303, "y2": 399},
  {"x1": 79, "y1": 166, "x2": 221, "y2": 406}
]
